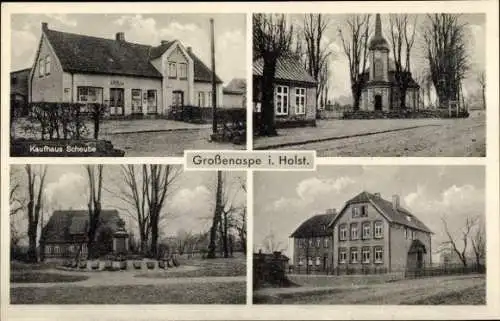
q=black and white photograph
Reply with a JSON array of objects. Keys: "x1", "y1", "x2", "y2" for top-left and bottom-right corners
[
  {"x1": 253, "y1": 166, "x2": 486, "y2": 304},
  {"x1": 10, "y1": 13, "x2": 247, "y2": 157},
  {"x1": 9, "y1": 164, "x2": 247, "y2": 304},
  {"x1": 252, "y1": 13, "x2": 486, "y2": 157}
]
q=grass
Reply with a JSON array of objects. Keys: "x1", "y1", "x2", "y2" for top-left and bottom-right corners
[
  {"x1": 404, "y1": 285, "x2": 486, "y2": 305},
  {"x1": 11, "y1": 272, "x2": 88, "y2": 283},
  {"x1": 137, "y1": 256, "x2": 246, "y2": 278},
  {"x1": 11, "y1": 282, "x2": 246, "y2": 304},
  {"x1": 10, "y1": 261, "x2": 60, "y2": 271}
]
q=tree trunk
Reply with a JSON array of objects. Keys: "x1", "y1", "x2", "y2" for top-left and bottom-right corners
[
  {"x1": 259, "y1": 58, "x2": 278, "y2": 136},
  {"x1": 222, "y1": 212, "x2": 229, "y2": 258},
  {"x1": 150, "y1": 214, "x2": 159, "y2": 258},
  {"x1": 27, "y1": 222, "x2": 38, "y2": 263},
  {"x1": 352, "y1": 83, "x2": 362, "y2": 110},
  {"x1": 208, "y1": 171, "x2": 223, "y2": 258}
]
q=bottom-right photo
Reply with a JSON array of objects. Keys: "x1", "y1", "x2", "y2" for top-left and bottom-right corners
[{"x1": 253, "y1": 165, "x2": 486, "y2": 305}]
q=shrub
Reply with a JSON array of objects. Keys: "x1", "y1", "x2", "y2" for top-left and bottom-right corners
[
  {"x1": 91, "y1": 261, "x2": 100, "y2": 270},
  {"x1": 133, "y1": 261, "x2": 142, "y2": 270},
  {"x1": 119, "y1": 261, "x2": 127, "y2": 270},
  {"x1": 79, "y1": 260, "x2": 87, "y2": 269},
  {"x1": 158, "y1": 260, "x2": 166, "y2": 269},
  {"x1": 146, "y1": 261, "x2": 155, "y2": 270}
]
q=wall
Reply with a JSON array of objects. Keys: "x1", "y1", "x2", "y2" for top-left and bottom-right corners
[
  {"x1": 223, "y1": 92, "x2": 245, "y2": 109},
  {"x1": 389, "y1": 224, "x2": 432, "y2": 271},
  {"x1": 332, "y1": 202, "x2": 390, "y2": 271},
  {"x1": 164, "y1": 46, "x2": 190, "y2": 108},
  {"x1": 30, "y1": 33, "x2": 64, "y2": 102},
  {"x1": 193, "y1": 82, "x2": 224, "y2": 107},
  {"x1": 293, "y1": 235, "x2": 334, "y2": 273},
  {"x1": 361, "y1": 86, "x2": 390, "y2": 111},
  {"x1": 68, "y1": 73, "x2": 162, "y2": 115}
]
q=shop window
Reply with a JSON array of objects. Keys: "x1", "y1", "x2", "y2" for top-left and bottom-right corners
[
  {"x1": 147, "y1": 90, "x2": 157, "y2": 113},
  {"x1": 168, "y1": 62, "x2": 177, "y2": 78},
  {"x1": 295, "y1": 88, "x2": 306, "y2": 114},
  {"x1": 131, "y1": 89, "x2": 142, "y2": 114},
  {"x1": 77, "y1": 87, "x2": 103, "y2": 104},
  {"x1": 275, "y1": 85, "x2": 289, "y2": 115},
  {"x1": 179, "y1": 63, "x2": 187, "y2": 79}
]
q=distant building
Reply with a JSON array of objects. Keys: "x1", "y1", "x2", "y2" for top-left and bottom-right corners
[
  {"x1": 41, "y1": 209, "x2": 128, "y2": 258},
  {"x1": 223, "y1": 78, "x2": 246, "y2": 108},
  {"x1": 358, "y1": 14, "x2": 420, "y2": 112},
  {"x1": 10, "y1": 68, "x2": 31, "y2": 117},
  {"x1": 253, "y1": 56, "x2": 317, "y2": 127},
  {"x1": 29, "y1": 22, "x2": 224, "y2": 117}
]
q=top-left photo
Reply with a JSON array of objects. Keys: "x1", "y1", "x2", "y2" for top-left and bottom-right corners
[{"x1": 9, "y1": 13, "x2": 247, "y2": 157}]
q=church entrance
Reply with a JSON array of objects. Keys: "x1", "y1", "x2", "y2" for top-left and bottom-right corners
[{"x1": 374, "y1": 95, "x2": 382, "y2": 111}]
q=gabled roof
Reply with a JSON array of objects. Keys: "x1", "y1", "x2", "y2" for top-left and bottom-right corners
[
  {"x1": 11, "y1": 68, "x2": 31, "y2": 75},
  {"x1": 41, "y1": 209, "x2": 123, "y2": 243},
  {"x1": 330, "y1": 191, "x2": 432, "y2": 233},
  {"x1": 223, "y1": 78, "x2": 246, "y2": 94},
  {"x1": 253, "y1": 56, "x2": 316, "y2": 85},
  {"x1": 43, "y1": 27, "x2": 223, "y2": 83},
  {"x1": 291, "y1": 213, "x2": 336, "y2": 238}
]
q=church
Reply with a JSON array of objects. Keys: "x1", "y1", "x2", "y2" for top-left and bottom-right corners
[{"x1": 359, "y1": 14, "x2": 420, "y2": 112}]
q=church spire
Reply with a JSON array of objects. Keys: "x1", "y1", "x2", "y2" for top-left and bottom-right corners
[
  {"x1": 375, "y1": 13, "x2": 382, "y2": 38},
  {"x1": 369, "y1": 13, "x2": 389, "y2": 50}
]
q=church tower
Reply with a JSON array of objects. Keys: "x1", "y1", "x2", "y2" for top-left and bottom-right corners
[{"x1": 369, "y1": 14, "x2": 389, "y2": 82}]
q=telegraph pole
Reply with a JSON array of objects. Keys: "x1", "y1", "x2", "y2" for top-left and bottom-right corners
[{"x1": 210, "y1": 18, "x2": 217, "y2": 136}]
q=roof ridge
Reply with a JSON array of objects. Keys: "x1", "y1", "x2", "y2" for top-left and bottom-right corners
[{"x1": 47, "y1": 28, "x2": 154, "y2": 49}]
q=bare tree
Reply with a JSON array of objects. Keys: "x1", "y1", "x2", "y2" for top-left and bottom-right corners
[
  {"x1": 24, "y1": 165, "x2": 48, "y2": 263},
  {"x1": 253, "y1": 14, "x2": 294, "y2": 136},
  {"x1": 478, "y1": 71, "x2": 486, "y2": 109},
  {"x1": 389, "y1": 14, "x2": 418, "y2": 110},
  {"x1": 338, "y1": 14, "x2": 371, "y2": 110},
  {"x1": 441, "y1": 216, "x2": 477, "y2": 267},
  {"x1": 303, "y1": 14, "x2": 331, "y2": 108},
  {"x1": 471, "y1": 222, "x2": 486, "y2": 269},
  {"x1": 423, "y1": 14, "x2": 469, "y2": 108},
  {"x1": 85, "y1": 165, "x2": 104, "y2": 259}
]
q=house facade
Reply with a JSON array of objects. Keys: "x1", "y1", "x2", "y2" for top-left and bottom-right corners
[
  {"x1": 10, "y1": 68, "x2": 31, "y2": 117},
  {"x1": 223, "y1": 78, "x2": 246, "y2": 108},
  {"x1": 253, "y1": 56, "x2": 317, "y2": 126},
  {"x1": 29, "y1": 22, "x2": 223, "y2": 117},
  {"x1": 290, "y1": 191, "x2": 433, "y2": 275},
  {"x1": 41, "y1": 209, "x2": 129, "y2": 259},
  {"x1": 290, "y1": 211, "x2": 336, "y2": 273},
  {"x1": 359, "y1": 14, "x2": 420, "y2": 112}
]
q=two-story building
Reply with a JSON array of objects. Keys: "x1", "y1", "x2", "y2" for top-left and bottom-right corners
[
  {"x1": 29, "y1": 22, "x2": 223, "y2": 117},
  {"x1": 290, "y1": 210, "x2": 336, "y2": 273}
]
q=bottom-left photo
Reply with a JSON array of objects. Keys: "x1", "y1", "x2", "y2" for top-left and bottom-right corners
[{"x1": 9, "y1": 164, "x2": 247, "y2": 304}]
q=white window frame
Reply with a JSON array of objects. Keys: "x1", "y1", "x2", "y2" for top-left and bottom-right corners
[
  {"x1": 298, "y1": 256, "x2": 304, "y2": 266},
  {"x1": 45, "y1": 55, "x2": 51, "y2": 75},
  {"x1": 179, "y1": 62, "x2": 187, "y2": 79},
  {"x1": 77, "y1": 87, "x2": 103, "y2": 104},
  {"x1": 207, "y1": 92, "x2": 213, "y2": 108},
  {"x1": 362, "y1": 222, "x2": 371, "y2": 239},
  {"x1": 39, "y1": 58, "x2": 45, "y2": 76},
  {"x1": 339, "y1": 225, "x2": 347, "y2": 241},
  {"x1": 275, "y1": 85, "x2": 289, "y2": 115},
  {"x1": 351, "y1": 223, "x2": 359, "y2": 240},
  {"x1": 323, "y1": 237, "x2": 329, "y2": 248},
  {"x1": 352, "y1": 207, "x2": 360, "y2": 218},
  {"x1": 316, "y1": 238, "x2": 321, "y2": 248},
  {"x1": 362, "y1": 247, "x2": 371, "y2": 263},
  {"x1": 374, "y1": 221, "x2": 383, "y2": 238},
  {"x1": 315, "y1": 256, "x2": 321, "y2": 266},
  {"x1": 339, "y1": 248, "x2": 347, "y2": 264},
  {"x1": 131, "y1": 89, "x2": 142, "y2": 113},
  {"x1": 350, "y1": 248, "x2": 359, "y2": 263},
  {"x1": 198, "y1": 92, "x2": 205, "y2": 107},
  {"x1": 404, "y1": 227, "x2": 408, "y2": 239},
  {"x1": 308, "y1": 257, "x2": 313, "y2": 266},
  {"x1": 168, "y1": 62, "x2": 177, "y2": 78},
  {"x1": 308, "y1": 238, "x2": 313, "y2": 247},
  {"x1": 295, "y1": 87, "x2": 306, "y2": 114},
  {"x1": 374, "y1": 247, "x2": 383, "y2": 263}
]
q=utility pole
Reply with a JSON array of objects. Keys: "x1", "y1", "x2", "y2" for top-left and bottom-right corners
[{"x1": 210, "y1": 18, "x2": 217, "y2": 136}]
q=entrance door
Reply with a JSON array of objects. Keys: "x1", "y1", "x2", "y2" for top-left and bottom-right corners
[
  {"x1": 172, "y1": 90, "x2": 184, "y2": 107},
  {"x1": 109, "y1": 88, "x2": 124, "y2": 115},
  {"x1": 374, "y1": 95, "x2": 382, "y2": 111},
  {"x1": 417, "y1": 251, "x2": 423, "y2": 269}
]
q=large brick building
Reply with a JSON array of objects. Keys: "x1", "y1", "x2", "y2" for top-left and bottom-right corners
[
  {"x1": 29, "y1": 22, "x2": 224, "y2": 117},
  {"x1": 291, "y1": 191, "x2": 433, "y2": 274}
]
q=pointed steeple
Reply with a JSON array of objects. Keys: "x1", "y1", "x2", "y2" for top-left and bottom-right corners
[{"x1": 369, "y1": 13, "x2": 389, "y2": 50}]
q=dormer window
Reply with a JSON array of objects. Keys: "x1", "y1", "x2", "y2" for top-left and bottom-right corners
[{"x1": 168, "y1": 62, "x2": 177, "y2": 78}]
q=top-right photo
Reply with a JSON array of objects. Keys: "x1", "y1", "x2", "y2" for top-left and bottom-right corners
[{"x1": 252, "y1": 13, "x2": 486, "y2": 157}]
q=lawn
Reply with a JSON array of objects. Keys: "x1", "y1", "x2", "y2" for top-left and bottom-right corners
[
  {"x1": 137, "y1": 256, "x2": 246, "y2": 278},
  {"x1": 11, "y1": 271, "x2": 88, "y2": 283},
  {"x1": 404, "y1": 284, "x2": 486, "y2": 305},
  {"x1": 11, "y1": 261, "x2": 60, "y2": 271},
  {"x1": 11, "y1": 282, "x2": 246, "y2": 304}
]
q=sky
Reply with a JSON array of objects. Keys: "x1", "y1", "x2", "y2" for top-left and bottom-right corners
[
  {"x1": 288, "y1": 13, "x2": 486, "y2": 105},
  {"x1": 10, "y1": 165, "x2": 246, "y2": 241},
  {"x1": 253, "y1": 165, "x2": 485, "y2": 260},
  {"x1": 10, "y1": 13, "x2": 246, "y2": 85}
]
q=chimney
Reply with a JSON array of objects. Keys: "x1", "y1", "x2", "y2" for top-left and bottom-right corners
[
  {"x1": 42, "y1": 22, "x2": 48, "y2": 32},
  {"x1": 392, "y1": 194, "x2": 400, "y2": 211},
  {"x1": 325, "y1": 208, "x2": 337, "y2": 215},
  {"x1": 161, "y1": 40, "x2": 169, "y2": 46},
  {"x1": 115, "y1": 32, "x2": 125, "y2": 42},
  {"x1": 187, "y1": 46, "x2": 192, "y2": 53},
  {"x1": 374, "y1": 192, "x2": 381, "y2": 198}
]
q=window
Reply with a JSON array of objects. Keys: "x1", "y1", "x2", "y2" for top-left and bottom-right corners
[
  {"x1": 179, "y1": 63, "x2": 187, "y2": 79},
  {"x1": 147, "y1": 90, "x2": 157, "y2": 113},
  {"x1": 362, "y1": 247, "x2": 371, "y2": 263},
  {"x1": 275, "y1": 85, "x2": 289, "y2": 115},
  {"x1": 298, "y1": 257, "x2": 304, "y2": 266},
  {"x1": 46, "y1": 245, "x2": 52, "y2": 255},
  {"x1": 350, "y1": 223, "x2": 359, "y2": 240},
  {"x1": 77, "y1": 87, "x2": 103, "y2": 104},
  {"x1": 172, "y1": 90, "x2": 184, "y2": 107},
  {"x1": 82, "y1": 243, "x2": 88, "y2": 253},
  {"x1": 352, "y1": 207, "x2": 360, "y2": 218},
  {"x1": 374, "y1": 221, "x2": 383, "y2": 238},
  {"x1": 350, "y1": 247, "x2": 359, "y2": 263},
  {"x1": 54, "y1": 246, "x2": 60, "y2": 254},
  {"x1": 404, "y1": 227, "x2": 408, "y2": 239},
  {"x1": 374, "y1": 246, "x2": 383, "y2": 263},
  {"x1": 308, "y1": 238, "x2": 313, "y2": 247},
  {"x1": 361, "y1": 205, "x2": 368, "y2": 217},
  {"x1": 207, "y1": 92, "x2": 212, "y2": 107},
  {"x1": 362, "y1": 222, "x2": 371, "y2": 239},
  {"x1": 339, "y1": 224, "x2": 347, "y2": 241},
  {"x1": 316, "y1": 238, "x2": 321, "y2": 248},
  {"x1": 45, "y1": 55, "x2": 51, "y2": 75},
  {"x1": 315, "y1": 257, "x2": 321, "y2": 266},
  {"x1": 410, "y1": 230, "x2": 415, "y2": 240},
  {"x1": 198, "y1": 92, "x2": 205, "y2": 107},
  {"x1": 308, "y1": 257, "x2": 313, "y2": 266},
  {"x1": 298, "y1": 239, "x2": 304, "y2": 249},
  {"x1": 323, "y1": 237, "x2": 329, "y2": 248},
  {"x1": 295, "y1": 88, "x2": 306, "y2": 114},
  {"x1": 168, "y1": 62, "x2": 177, "y2": 78},
  {"x1": 339, "y1": 248, "x2": 347, "y2": 264},
  {"x1": 131, "y1": 89, "x2": 142, "y2": 113},
  {"x1": 39, "y1": 58, "x2": 45, "y2": 76}
]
